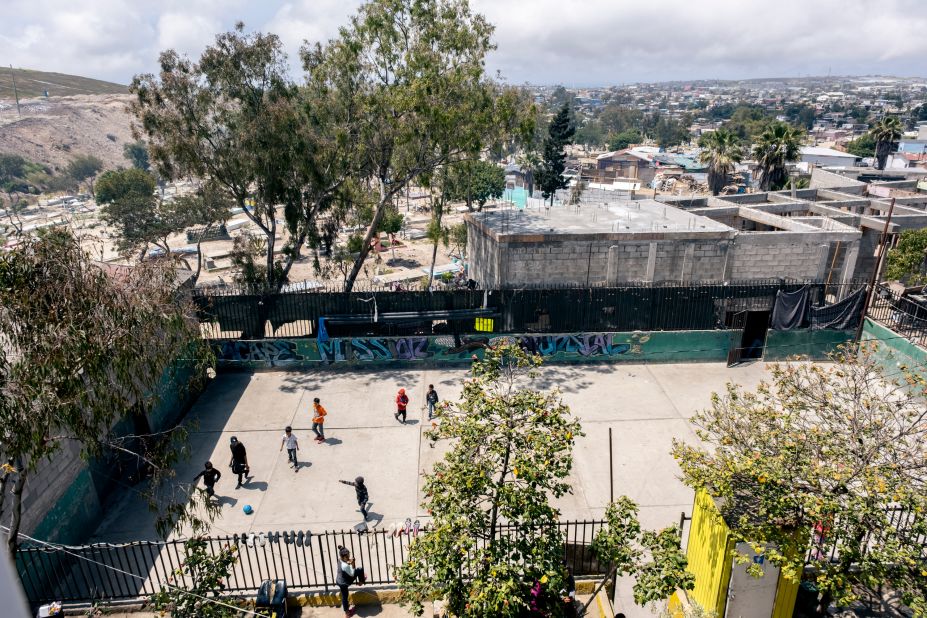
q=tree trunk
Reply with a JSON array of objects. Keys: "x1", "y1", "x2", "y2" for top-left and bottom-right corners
[
  {"x1": 344, "y1": 186, "x2": 392, "y2": 293},
  {"x1": 266, "y1": 213, "x2": 277, "y2": 287},
  {"x1": 426, "y1": 195, "x2": 445, "y2": 290},
  {"x1": 7, "y1": 463, "x2": 27, "y2": 554}
]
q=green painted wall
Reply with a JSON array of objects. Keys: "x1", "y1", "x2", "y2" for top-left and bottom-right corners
[
  {"x1": 29, "y1": 468, "x2": 103, "y2": 545},
  {"x1": 29, "y1": 357, "x2": 205, "y2": 545},
  {"x1": 764, "y1": 329, "x2": 854, "y2": 361},
  {"x1": 215, "y1": 331, "x2": 739, "y2": 369},
  {"x1": 861, "y1": 318, "x2": 927, "y2": 382}
]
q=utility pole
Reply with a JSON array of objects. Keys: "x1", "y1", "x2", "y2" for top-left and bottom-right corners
[
  {"x1": 854, "y1": 197, "x2": 896, "y2": 342},
  {"x1": 9, "y1": 65, "x2": 21, "y2": 117}
]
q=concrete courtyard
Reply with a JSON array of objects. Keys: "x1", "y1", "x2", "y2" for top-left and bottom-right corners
[{"x1": 93, "y1": 360, "x2": 774, "y2": 542}]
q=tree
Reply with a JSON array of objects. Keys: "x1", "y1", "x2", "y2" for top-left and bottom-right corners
[
  {"x1": 0, "y1": 231, "x2": 215, "y2": 552},
  {"x1": 96, "y1": 169, "x2": 230, "y2": 279},
  {"x1": 753, "y1": 122, "x2": 803, "y2": 191},
  {"x1": 123, "y1": 140, "x2": 151, "y2": 171},
  {"x1": 303, "y1": 0, "x2": 518, "y2": 292},
  {"x1": 131, "y1": 24, "x2": 347, "y2": 289},
  {"x1": 151, "y1": 537, "x2": 239, "y2": 617},
  {"x1": 608, "y1": 129, "x2": 642, "y2": 151},
  {"x1": 444, "y1": 160, "x2": 506, "y2": 212},
  {"x1": 870, "y1": 116, "x2": 903, "y2": 171},
  {"x1": 450, "y1": 221, "x2": 467, "y2": 258},
  {"x1": 396, "y1": 343, "x2": 583, "y2": 617},
  {"x1": 885, "y1": 228, "x2": 927, "y2": 284},
  {"x1": 724, "y1": 105, "x2": 774, "y2": 141},
  {"x1": 672, "y1": 345, "x2": 927, "y2": 615},
  {"x1": 592, "y1": 497, "x2": 695, "y2": 609},
  {"x1": 699, "y1": 129, "x2": 743, "y2": 195},
  {"x1": 574, "y1": 118, "x2": 605, "y2": 148},
  {"x1": 845, "y1": 133, "x2": 876, "y2": 158},
  {"x1": 536, "y1": 103, "x2": 575, "y2": 206},
  {"x1": 65, "y1": 154, "x2": 103, "y2": 196}
]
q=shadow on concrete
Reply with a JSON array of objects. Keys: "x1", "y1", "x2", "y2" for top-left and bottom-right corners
[
  {"x1": 531, "y1": 364, "x2": 615, "y2": 394},
  {"x1": 278, "y1": 370, "x2": 347, "y2": 393},
  {"x1": 323, "y1": 437, "x2": 344, "y2": 446},
  {"x1": 278, "y1": 365, "x2": 423, "y2": 394},
  {"x1": 215, "y1": 495, "x2": 239, "y2": 508},
  {"x1": 241, "y1": 481, "x2": 269, "y2": 492}
]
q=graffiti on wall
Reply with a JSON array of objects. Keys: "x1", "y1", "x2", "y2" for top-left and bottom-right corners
[
  {"x1": 215, "y1": 333, "x2": 644, "y2": 367},
  {"x1": 319, "y1": 337, "x2": 433, "y2": 363},
  {"x1": 218, "y1": 340, "x2": 305, "y2": 367},
  {"x1": 315, "y1": 333, "x2": 633, "y2": 363}
]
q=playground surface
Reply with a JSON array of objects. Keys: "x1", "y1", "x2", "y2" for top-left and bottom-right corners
[
  {"x1": 89, "y1": 360, "x2": 778, "y2": 616},
  {"x1": 94, "y1": 360, "x2": 774, "y2": 540}
]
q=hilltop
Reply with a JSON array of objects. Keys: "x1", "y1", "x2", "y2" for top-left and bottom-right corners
[
  {"x1": 0, "y1": 94, "x2": 135, "y2": 172},
  {"x1": 0, "y1": 68, "x2": 127, "y2": 100}
]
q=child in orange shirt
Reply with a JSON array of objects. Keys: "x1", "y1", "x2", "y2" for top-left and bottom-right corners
[{"x1": 312, "y1": 397, "x2": 327, "y2": 442}]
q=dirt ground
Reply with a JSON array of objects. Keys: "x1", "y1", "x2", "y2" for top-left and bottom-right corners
[{"x1": 0, "y1": 94, "x2": 135, "y2": 172}]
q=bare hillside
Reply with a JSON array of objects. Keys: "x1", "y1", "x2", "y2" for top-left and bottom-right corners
[
  {"x1": 0, "y1": 68, "x2": 127, "y2": 99},
  {"x1": 0, "y1": 94, "x2": 136, "y2": 172}
]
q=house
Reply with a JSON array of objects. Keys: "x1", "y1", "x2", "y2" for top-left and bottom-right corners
[{"x1": 593, "y1": 149, "x2": 656, "y2": 184}]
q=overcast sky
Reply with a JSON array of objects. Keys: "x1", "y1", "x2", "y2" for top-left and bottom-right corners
[{"x1": 2, "y1": 0, "x2": 926, "y2": 86}]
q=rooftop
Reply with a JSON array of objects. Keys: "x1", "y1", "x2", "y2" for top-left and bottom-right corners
[
  {"x1": 800, "y1": 146, "x2": 859, "y2": 158},
  {"x1": 467, "y1": 200, "x2": 732, "y2": 241}
]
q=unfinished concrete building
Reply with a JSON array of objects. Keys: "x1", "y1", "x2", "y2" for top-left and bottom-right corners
[{"x1": 465, "y1": 168, "x2": 927, "y2": 288}]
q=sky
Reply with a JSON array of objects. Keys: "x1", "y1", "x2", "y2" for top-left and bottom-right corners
[{"x1": 1, "y1": 0, "x2": 926, "y2": 87}]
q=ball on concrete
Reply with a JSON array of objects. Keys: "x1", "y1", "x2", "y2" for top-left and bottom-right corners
[{"x1": 243, "y1": 504, "x2": 254, "y2": 515}]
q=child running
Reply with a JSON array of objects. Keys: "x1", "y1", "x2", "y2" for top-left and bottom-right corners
[
  {"x1": 312, "y1": 398, "x2": 327, "y2": 443},
  {"x1": 280, "y1": 426, "x2": 300, "y2": 471}
]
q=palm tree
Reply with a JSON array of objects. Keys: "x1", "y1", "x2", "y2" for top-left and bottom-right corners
[
  {"x1": 698, "y1": 129, "x2": 744, "y2": 195},
  {"x1": 752, "y1": 122, "x2": 803, "y2": 191},
  {"x1": 870, "y1": 116, "x2": 903, "y2": 170}
]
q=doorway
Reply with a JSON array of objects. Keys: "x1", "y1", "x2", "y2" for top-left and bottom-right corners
[{"x1": 726, "y1": 310, "x2": 770, "y2": 366}]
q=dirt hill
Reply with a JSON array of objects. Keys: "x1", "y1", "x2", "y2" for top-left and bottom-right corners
[
  {"x1": 0, "y1": 68, "x2": 127, "y2": 99},
  {"x1": 0, "y1": 94, "x2": 136, "y2": 173}
]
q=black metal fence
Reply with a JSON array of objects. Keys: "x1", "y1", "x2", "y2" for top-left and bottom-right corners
[
  {"x1": 16, "y1": 520, "x2": 607, "y2": 606},
  {"x1": 868, "y1": 284, "x2": 927, "y2": 348},
  {"x1": 193, "y1": 280, "x2": 864, "y2": 340},
  {"x1": 804, "y1": 506, "x2": 927, "y2": 566}
]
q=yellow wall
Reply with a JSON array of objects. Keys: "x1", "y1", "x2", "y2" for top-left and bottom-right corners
[{"x1": 685, "y1": 490, "x2": 734, "y2": 617}]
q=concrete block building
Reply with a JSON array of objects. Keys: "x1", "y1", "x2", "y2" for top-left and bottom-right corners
[{"x1": 466, "y1": 167, "x2": 927, "y2": 288}]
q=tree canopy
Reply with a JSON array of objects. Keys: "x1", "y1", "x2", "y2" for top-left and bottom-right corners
[
  {"x1": 64, "y1": 154, "x2": 103, "y2": 195},
  {"x1": 753, "y1": 122, "x2": 803, "y2": 191},
  {"x1": 303, "y1": 0, "x2": 527, "y2": 291},
  {"x1": 396, "y1": 342, "x2": 583, "y2": 616},
  {"x1": 131, "y1": 24, "x2": 346, "y2": 288},
  {"x1": 536, "y1": 103, "x2": 575, "y2": 205},
  {"x1": 672, "y1": 345, "x2": 927, "y2": 614},
  {"x1": 871, "y1": 116, "x2": 903, "y2": 171},
  {"x1": 443, "y1": 160, "x2": 505, "y2": 212},
  {"x1": 698, "y1": 128, "x2": 743, "y2": 195},
  {"x1": 0, "y1": 231, "x2": 215, "y2": 551},
  {"x1": 123, "y1": 141, "x2": 151, "y2": 171},
  {"x1": 885, "y1": 228, "x2": 927, "y2": 285}
]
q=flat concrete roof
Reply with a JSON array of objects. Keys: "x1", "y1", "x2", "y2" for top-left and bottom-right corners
[{"x1": 467, "y1": 200, "x2": 733, "y2": 242}]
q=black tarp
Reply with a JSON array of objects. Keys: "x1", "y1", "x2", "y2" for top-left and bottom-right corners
[
  {"x1": 771, "y1": 287, "x2": 810, "y2": 331},
  {"x1": 809, "y1": 289, "x2": 866, "y2": 331}
]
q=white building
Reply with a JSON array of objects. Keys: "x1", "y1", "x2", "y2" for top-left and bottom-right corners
[{"x1": 799, "y1": 146, "x2": 859, "y2": 168}]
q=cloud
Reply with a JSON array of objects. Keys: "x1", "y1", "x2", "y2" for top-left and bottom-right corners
[{"x1": 1, "y1": 0, "x2": 926, "y2": 85}]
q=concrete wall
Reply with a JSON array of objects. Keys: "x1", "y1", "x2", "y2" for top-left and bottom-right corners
[
  {"x1": 14, "y1": 360, "x2": 205, "y2": 545},
  {"x1": 215, "y1": 328, "x2": 855, "y2": 369}
]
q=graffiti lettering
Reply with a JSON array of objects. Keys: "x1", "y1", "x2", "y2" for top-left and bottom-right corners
[
  {"x1": 492, "y1": 334, "x2": 630, "y2": 358},
  {"x1": 218, "y1": 340, "x2": 303, "y2": 366}
]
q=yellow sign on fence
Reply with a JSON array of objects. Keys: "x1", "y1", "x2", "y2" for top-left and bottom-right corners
[{"x1": 475, "y1": 318, "x2": 494, "y2": 332}]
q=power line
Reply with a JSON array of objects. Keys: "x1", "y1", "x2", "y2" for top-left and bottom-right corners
[{"x1": 2, "y1": 525, "x2": 267, "y2": 617}]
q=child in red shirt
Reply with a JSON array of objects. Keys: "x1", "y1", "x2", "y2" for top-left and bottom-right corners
[{"x1": 394, "y1": 388, "x2": 409, "y2": 423}]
